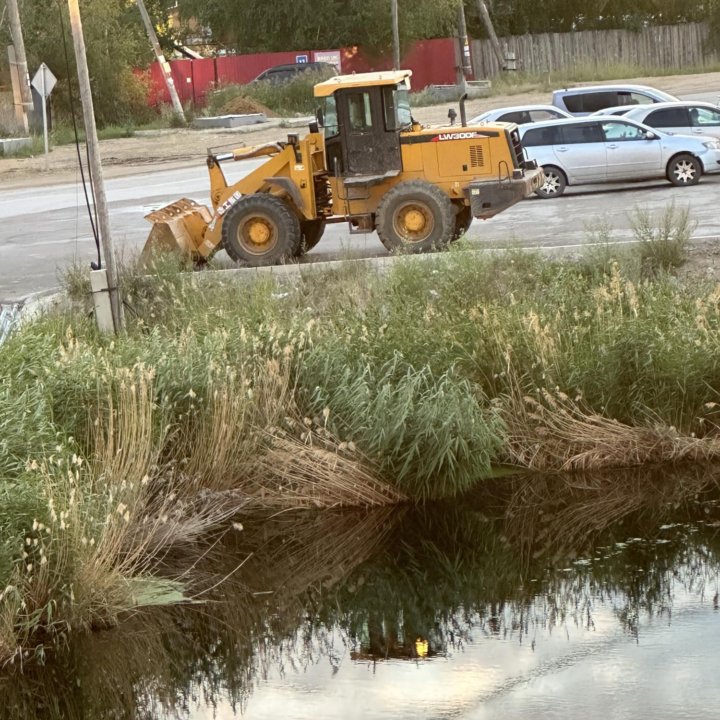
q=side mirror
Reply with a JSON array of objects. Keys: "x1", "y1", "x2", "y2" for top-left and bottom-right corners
[
  {"x1": 645, "y1": 130, "x2": 657, "y2": 140},
  {"x1": 316, "y1": 107, "x2": 324, "y2": 128}
]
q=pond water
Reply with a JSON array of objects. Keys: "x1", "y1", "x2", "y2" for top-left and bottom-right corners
[{"x1": 2, "y1": 467, "x2": 719, "y2": 719}]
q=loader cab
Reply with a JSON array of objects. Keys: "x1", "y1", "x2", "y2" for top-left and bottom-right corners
[{"x1": 315, "y1": 71, "x2": 413, "y2": 179}]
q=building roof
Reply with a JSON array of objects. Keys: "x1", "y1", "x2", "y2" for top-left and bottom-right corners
[{"x1": 313, "y1": 70, "x2": 412, "y2": 97}]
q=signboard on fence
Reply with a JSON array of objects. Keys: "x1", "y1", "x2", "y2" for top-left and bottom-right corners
[
  {"x1": 295, "y1": 54, "x2": 308, "y2": 64},
  {"x1": 312, "y1": 50, "x2": 341, "y2": 72}
]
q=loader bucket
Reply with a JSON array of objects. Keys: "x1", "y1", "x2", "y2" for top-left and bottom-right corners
[{"x1": 140, "y1": 198, "x2": 213, "y2": 265}]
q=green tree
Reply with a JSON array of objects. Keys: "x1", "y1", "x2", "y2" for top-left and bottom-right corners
[
  {"x1": 176, "y1": 0, "x2": 458, "y2": 55},
  {"x1": 0, "y1": 0, "x2": 159, "y2": 126}
]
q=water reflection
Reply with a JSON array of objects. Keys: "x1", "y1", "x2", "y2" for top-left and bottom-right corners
[{"x1": 1, "y1": 466, "x2": 719, "y2": 719}]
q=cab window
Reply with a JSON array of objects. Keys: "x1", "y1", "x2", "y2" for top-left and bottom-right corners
[
  {"x1": 383, "y1": 83, "x2": 412, "y2": 131},
  {"x1": 323, "y1": 95, "x2": 339, "y2": 137},
  {"x1": 347, "y1": 92, "x2": 373, "y2": 132}
]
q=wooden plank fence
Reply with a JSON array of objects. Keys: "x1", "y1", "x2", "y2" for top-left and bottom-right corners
[{"x1": 470, "y1": 22, "x2": 719, "y2": 78}]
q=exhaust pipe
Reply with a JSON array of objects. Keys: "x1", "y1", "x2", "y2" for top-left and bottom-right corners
[{"x1": 459, "y1": 93, "x2": 468, "y2": 127}]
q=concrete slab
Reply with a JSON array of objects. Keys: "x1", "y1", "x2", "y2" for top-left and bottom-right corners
[
  {"x1": 0, "y1": 137, "x2": 32, "y2": 155},
  {"x1": 192, "y1": 113, "x2": 267, "y2": 129}
]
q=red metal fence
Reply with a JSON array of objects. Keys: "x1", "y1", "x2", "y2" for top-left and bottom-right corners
[{"x1": 147, "y1": 38, "x2": 459, "y2": 107}]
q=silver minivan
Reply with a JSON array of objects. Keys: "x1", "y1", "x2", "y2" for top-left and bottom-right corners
[
  {"x1": 520, "y1": 116, "x2": 720, "y2": 198},
  {"x1": 552, "y1": 84, "x2": 678, "y2": 116}
]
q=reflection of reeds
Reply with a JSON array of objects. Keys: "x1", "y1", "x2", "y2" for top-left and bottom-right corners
[
  {"x1": 503, "y1": 382, "x2": 720, "y2": 472},
  {"x1": 505, "y1": 464, "x2": 720, "y2": 561},
  {"x1": 233, "y1": 506, "x2": 401, "y2": 598}
]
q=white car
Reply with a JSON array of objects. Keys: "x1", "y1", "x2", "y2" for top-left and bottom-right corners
[
  {"x1": 620, "y1": 101, "x2": 720, "y2": 140},
  {"x1": 469, "y1": 104, "x2": 572, "y2": 126},
  {"x1": 590, "y1": 106, "x2": 636, "y2": 117},
  {"x1": 519, "y1": 116, "x2": 720, "y2": 198},
  {"x1": 551, "y1": 84, "x2": 678, "y2": 116}
]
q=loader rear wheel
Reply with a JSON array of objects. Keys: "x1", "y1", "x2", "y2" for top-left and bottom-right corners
[
  {"x1": 376, "y1": 180, "x2": 455, "y2": 254},
  {"x1": 453, "y1": 204, "x2": 473, "y2": 240},
  {"x1": 222, "y1": 194, "x2": 301, "y2": 266},
  {"x1": 297, "y1": 219, "x2": 326, "y2": 256}
]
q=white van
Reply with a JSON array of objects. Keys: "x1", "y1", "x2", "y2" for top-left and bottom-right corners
[{"x1": 552, "y1": 85, "x2": 678, "y2": 116}]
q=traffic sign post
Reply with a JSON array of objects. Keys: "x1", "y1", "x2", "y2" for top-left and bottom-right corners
[{"x1": 31, "y1": 62, "x2": 56, "y2": 170}]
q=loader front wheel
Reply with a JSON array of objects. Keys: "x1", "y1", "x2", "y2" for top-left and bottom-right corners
[
  {"x1": 376, "y1": 181, "x2": 455, "y2": 254},
  {"x1": 222, "y1": 194, "x2": 301, "y2": 266}
]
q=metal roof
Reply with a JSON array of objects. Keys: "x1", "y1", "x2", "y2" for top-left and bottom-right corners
[{"x1": 313, "y1": 70, "x2": 412, "y2": 97}]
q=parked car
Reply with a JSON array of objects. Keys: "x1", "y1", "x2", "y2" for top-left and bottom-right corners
[
  {"x1": 519, "y1": 116, "x2": 720, "y2": 198},
  {"x1": 589, "y1": 106, "x2": 636, "y2": 117},
  {"x1": 552, "y1": 84, "x2": 678, "y2": 116},
  {"x1": 251, "y1": 62, "x2": 337, "y2": 84},
  {"x1": 619, "y1": 101, "x2": 720, "y2": 140},
  {"x1": 469, "y1": 104, "x2": 572, "y2": 125}
]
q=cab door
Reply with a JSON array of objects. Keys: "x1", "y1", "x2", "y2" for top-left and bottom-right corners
[{"x1": 336, "y1": 87, "x2": 401, "y2": 177}]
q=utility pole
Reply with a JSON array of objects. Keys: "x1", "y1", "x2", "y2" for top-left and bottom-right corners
[
  {"x1": 476, "y1": 0, "x2": 506, "y2": 70},
  {"x1": 67, "y1": 0, "x2": 123, "y2": 332},
  {"x1": 136, "y1": 0, "x2": 185, "y2": 124},
  {"x1": 6, "y1": 0, "x2": 32, "y2": 131},
  {"x1": 391, "y1": 0, "x2": 400, "y2": 70},
  {"x1": 457, "y1": 1, "x2": 472, "y2": 89}
]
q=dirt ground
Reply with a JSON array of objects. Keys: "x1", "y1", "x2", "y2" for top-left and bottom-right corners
[{"x1": 3, "y1": 71, "x2": 719, "y2": 189}]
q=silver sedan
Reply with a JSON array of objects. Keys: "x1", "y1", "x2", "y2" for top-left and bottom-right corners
[{"x1": 519, "y1": 116, "x2": 720, "y2": 198}]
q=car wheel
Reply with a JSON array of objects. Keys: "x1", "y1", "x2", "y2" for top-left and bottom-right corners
[
  {"x1": 667, "y1": 153, "x2": 702, "y2": 187},
  {"x1": 535, "y1": 166, "x2": 567, "y2": 198}
]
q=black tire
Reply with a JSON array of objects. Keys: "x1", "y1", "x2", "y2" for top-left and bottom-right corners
[
  {"x1": 222, "y1": 194, "x2": 301, "y2": 266},
  {"x1": 667, "y1": 153, "x2": 702, "y2": 187},
  {"x1": 375, "y1": 180, "x2": 455, "y2": 253},
  {"x1": 535, "y1": 166, "x2": 567, "y2": 199},
  {"x1": 296, "y1": 219, "x2": 326, "y2": 256},
  {"x1": 452, "y1": 204, "x2": 473, "y2": 240}
]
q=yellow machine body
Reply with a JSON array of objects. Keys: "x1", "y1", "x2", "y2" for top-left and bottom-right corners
[{"x1": 142, "y1": 70, "x2": 543, "y2": 266}]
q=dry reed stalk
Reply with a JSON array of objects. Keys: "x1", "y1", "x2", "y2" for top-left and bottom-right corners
[
  {"x1": 181, "y1": 357, "x2": 294, "y2": 492},
  {"x1": 242, "y1": 433, "x2": 405, "y2": 509},
  {"x1": 92, "y1": 365, "x2": 162, "y2": 491},
  {"x1": 502, "y1": 382, "x2": 720, "y2": 471}
]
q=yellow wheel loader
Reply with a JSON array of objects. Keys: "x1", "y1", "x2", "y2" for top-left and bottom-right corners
[{"x1": 142, "y1": 70, "x2": 544, "y2": 267}]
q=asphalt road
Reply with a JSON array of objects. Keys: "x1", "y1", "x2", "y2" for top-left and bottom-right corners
[{"x1": 2, "y1": 152, "x2": 720, "y2": 302}]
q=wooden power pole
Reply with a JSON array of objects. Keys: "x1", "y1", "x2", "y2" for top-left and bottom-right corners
[
  {"x1": 457, "y1": 0, "x2": 472, "y2": 87},
  {"x1": 67, "y1": 0, "x2": 123, "y2": 332},
  {"x1": 136, "y1": 0, "x2": 185, "y2": 124},
  {"x1": 391, "y1": 0, "x2": 400, "y2": 70},
  {"x1": 6, "y1": 0, "x2": 32, "y2": 131},
  {"x1": 476, "y1": 0, "x2": 506, "y2": 69}
]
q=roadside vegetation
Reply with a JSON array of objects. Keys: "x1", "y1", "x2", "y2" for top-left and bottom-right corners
[{"x1": 2, "y1": 203, "x2": 720, "y2": 664}]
